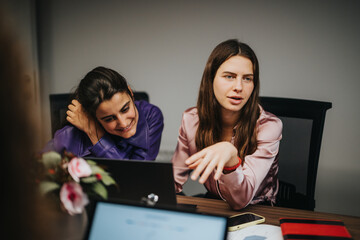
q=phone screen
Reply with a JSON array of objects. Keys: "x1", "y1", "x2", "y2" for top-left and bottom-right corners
[{"x1": 228, "y1": 213, "x2": 263, "y2": 227}]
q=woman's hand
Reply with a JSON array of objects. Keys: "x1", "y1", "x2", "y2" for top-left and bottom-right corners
[
  {"x1": 66, "y1": 100, "x2": 105, "y2": 144},
  {"x1": 185, "y1": 142, "x2": 239, "y2": 184}
]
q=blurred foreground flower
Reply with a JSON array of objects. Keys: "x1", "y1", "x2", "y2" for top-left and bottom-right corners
[
  {"x1": 38, "y1": 151, "x2": 116, "y2": 215},
  {"x1": 68, "y1": 157, "x2": 92, "y2": 182},
  {"x1": 60, "y1": 182, "x2": 89, "y2": 215}
]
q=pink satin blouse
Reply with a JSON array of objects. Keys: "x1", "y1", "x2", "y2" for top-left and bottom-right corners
[{"x1": 171, "y1": 106, "x2": 282, "y2": 210}]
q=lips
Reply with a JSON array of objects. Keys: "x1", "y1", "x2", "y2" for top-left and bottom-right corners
[
  {"x1": 228, "y1": 96, "x2": 244, "y2": 105},
  {"x1": 117, "y1": 119, "x2": 134, "y2": 132}
]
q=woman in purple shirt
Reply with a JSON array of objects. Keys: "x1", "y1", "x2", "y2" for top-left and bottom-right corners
[
  {"x1": 172, "y1": 40, "x2": 282, "y2": 209},
  {"x1": 44, "y1": 66, "x2": 164, "y2": 160}
]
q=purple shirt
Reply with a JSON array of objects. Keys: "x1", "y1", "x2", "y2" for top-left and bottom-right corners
[{"x1": 44, "y1": 101, "x2": 164, "y2": 160}]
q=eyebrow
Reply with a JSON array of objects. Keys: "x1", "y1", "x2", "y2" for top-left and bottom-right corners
[
  {"x1": 99, "y1": 101, "x2": 131, "y2": 120},
  {"x1": 243, "y1": 74, "x2": 254, "y2": 77},
  {"x1": 222, "y1": 71, "x2": 254, "y2": 76},
  {"x1": 222, "y1": 71, "x2": 236, "y2": 75}
]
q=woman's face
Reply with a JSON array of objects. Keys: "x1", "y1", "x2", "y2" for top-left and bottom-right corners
[
  {"x1": 95, "y1": 92, "x2": 138, "y2": 139},
  {"x1": 213, "y1": 55, "x2": 254, "y2": 115}
]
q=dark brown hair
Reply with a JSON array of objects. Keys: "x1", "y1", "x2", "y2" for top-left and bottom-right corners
[
  {"x1": 74, "y1": 66, "x2": 133, "y2": 119},
  {"x1": 195, "y1": 39, "x2": 260, "y2": 161}
]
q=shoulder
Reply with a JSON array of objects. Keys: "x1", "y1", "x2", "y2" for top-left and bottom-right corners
[
  {"x1": 135, "y1": 100, "x2": 163, "y2": 120},
  {"x1": 135, "y1": 100, "x2": 162, "y2": 115},
  {"x1": 52, "y1": 125, "x2": 86, "y2": 152},
  {"x1": 180, "y1": 107, "x2": 199, "y2": 135},
  {"x1": 257, "y1": 106, "x2": 283, "y2": 141},
  {"x1": 182, "y1": 106, "x2": 198, "y2": 122},
  {"x1": 54, "y1": 124, "x2": 82, "y2": 139}
]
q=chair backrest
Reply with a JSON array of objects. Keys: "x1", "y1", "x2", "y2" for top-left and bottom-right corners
[
  {"x1": 260, "y1": 96, "x2": 332, "y2": 210},
  {"x1": 49, "y1": 92, "x2": 149, "y2": 137},
  {"x1": 49, "y1": 93, "x2": 72, "y2": 137}
]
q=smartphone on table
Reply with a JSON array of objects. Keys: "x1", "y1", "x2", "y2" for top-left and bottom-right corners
[{"x1": 228, "y1": 212, "x2": 265, "y2": 231}]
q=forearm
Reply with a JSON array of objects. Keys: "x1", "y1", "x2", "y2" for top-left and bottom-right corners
[
  {"x1": 217, "y1": 169, "x2": 254, "y2": 210},
  {"x1": 172, "y1": 140, "x2": 192, "y2": 193},
  {"x1": 89, "y1": 134, "x2": 127, "y2": 159},
  {"x1": 86, "y1": 128, "x2": 105, "y2": 145},
  {"x1": 216, "y1": 150, "x2": 278, "y2": 209}
]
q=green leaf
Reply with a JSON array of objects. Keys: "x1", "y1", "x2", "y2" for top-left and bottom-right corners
[
  {"x1": 101, "y1": 175, "x2": 116, "y2": 186},
  {"x1": 81, "y1": 176, "x2": 98, "y2": 183},
  {"x1": 42, "y1": 151, "x2": 62, "y2": 168},
  {"x1": 90, "y1": 165, "x2": 106, "y2": 174},
  {"x1": 39, "y1": 181, "x2": 60, "y2": 195},
  {"x1": 92, "y1": 182, "x2": 107, "y2": 199},
  {"x1": 86, "y1": 160, "x2": 97, "y2": 165}
]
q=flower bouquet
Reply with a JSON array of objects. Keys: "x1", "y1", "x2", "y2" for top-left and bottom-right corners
[{"x1": 38, "y1": 151, "x2": 116, "y2": 215}]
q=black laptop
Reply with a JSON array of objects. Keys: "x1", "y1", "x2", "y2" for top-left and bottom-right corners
[
  {"x1": 84, "y1": 199, "x2": 228, "y2": 240},
  {"x1": 85, "y1": 157, "x2": 178, "y2": 207}
]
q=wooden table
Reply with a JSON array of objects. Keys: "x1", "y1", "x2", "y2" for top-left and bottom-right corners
[{"x1": 177, "y1": 195, "x2": 360, "y2": 239}]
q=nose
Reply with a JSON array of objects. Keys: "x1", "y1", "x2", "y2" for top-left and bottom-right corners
[
  {"x1": 233, "y1": 78, "x2": 243, "y2": 92},
  {"x1": 115, "y1": 115, "x2": 127, "y2": 128}
]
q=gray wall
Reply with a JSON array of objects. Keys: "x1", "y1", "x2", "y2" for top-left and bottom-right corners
[{"x1": 37, "y1": 0, "x2": 360, "y2": 216}]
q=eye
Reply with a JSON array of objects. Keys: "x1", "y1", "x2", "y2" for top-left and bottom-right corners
[
  {"x1": 243, "y1": 76, "x2": 253, "y2": 82},
  {"x1": 119, "y1": 101, "x2": 131, "y2": 113},
  {"x1": 224, "y1": 75, "x2": 235, "y2": 79},
  {"x1": 103, "y1": 116, "x2": 116, "y2": 123},
  {"x1": 121, "y1": 106, "x2": 130, "y2": 113}
]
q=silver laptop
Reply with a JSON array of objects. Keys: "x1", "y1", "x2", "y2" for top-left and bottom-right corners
[{"x1": 84, "y1": 200, "x2": 228, "y2": 240}]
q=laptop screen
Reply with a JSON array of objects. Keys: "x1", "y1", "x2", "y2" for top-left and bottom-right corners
[
  {"x1": 86, "y1": 201, "x2": 228, "y2": 240},
  {"x1": 84, "y1": 157, "x2": 177, "y2": 206}
]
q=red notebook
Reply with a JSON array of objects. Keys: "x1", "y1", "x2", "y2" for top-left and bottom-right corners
[{"x1": 279, "y1": 217, "x2": 353, "y2": 239}]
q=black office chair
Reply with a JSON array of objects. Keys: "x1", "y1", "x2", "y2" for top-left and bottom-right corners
[
  {"x1": 49, "y1": 92, "x2": 149, "y2": 137},
  {"x1": 260, "y1": 96, "x2": 332, "y2": 210}
]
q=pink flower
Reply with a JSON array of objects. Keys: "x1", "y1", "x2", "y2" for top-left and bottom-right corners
[
  {"x1": 68, "y1": 157, "x2": 92, "y2": 182},
  {"x1": 60, "y1": 182, "x2": 89, "y2": 215}
]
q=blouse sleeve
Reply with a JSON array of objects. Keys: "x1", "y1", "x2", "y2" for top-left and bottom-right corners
[
  {"x1": 216, "y1": 113, "x2": 282, "y2": 210},
  {"x1": 171, "y1": 109, "x2": 197, "y2": 193},
  {"x1": 89, "y1": 133, "x2": 129, "y2": 159},
  {"x1": 41, "y1": 122, "x2": 129, "y2": 159},
  {"x1": 42, "y1": 125, "x2": 90, "y2": 157}
]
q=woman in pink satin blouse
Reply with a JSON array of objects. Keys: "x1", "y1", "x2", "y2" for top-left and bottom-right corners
[{"x1": 171, "y1": 39, "x2": 282, "y2": 210}]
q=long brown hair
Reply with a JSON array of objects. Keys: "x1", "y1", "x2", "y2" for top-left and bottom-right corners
[{"x1": 195, "y1": 39, "x2": 260, "y2": 161}]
